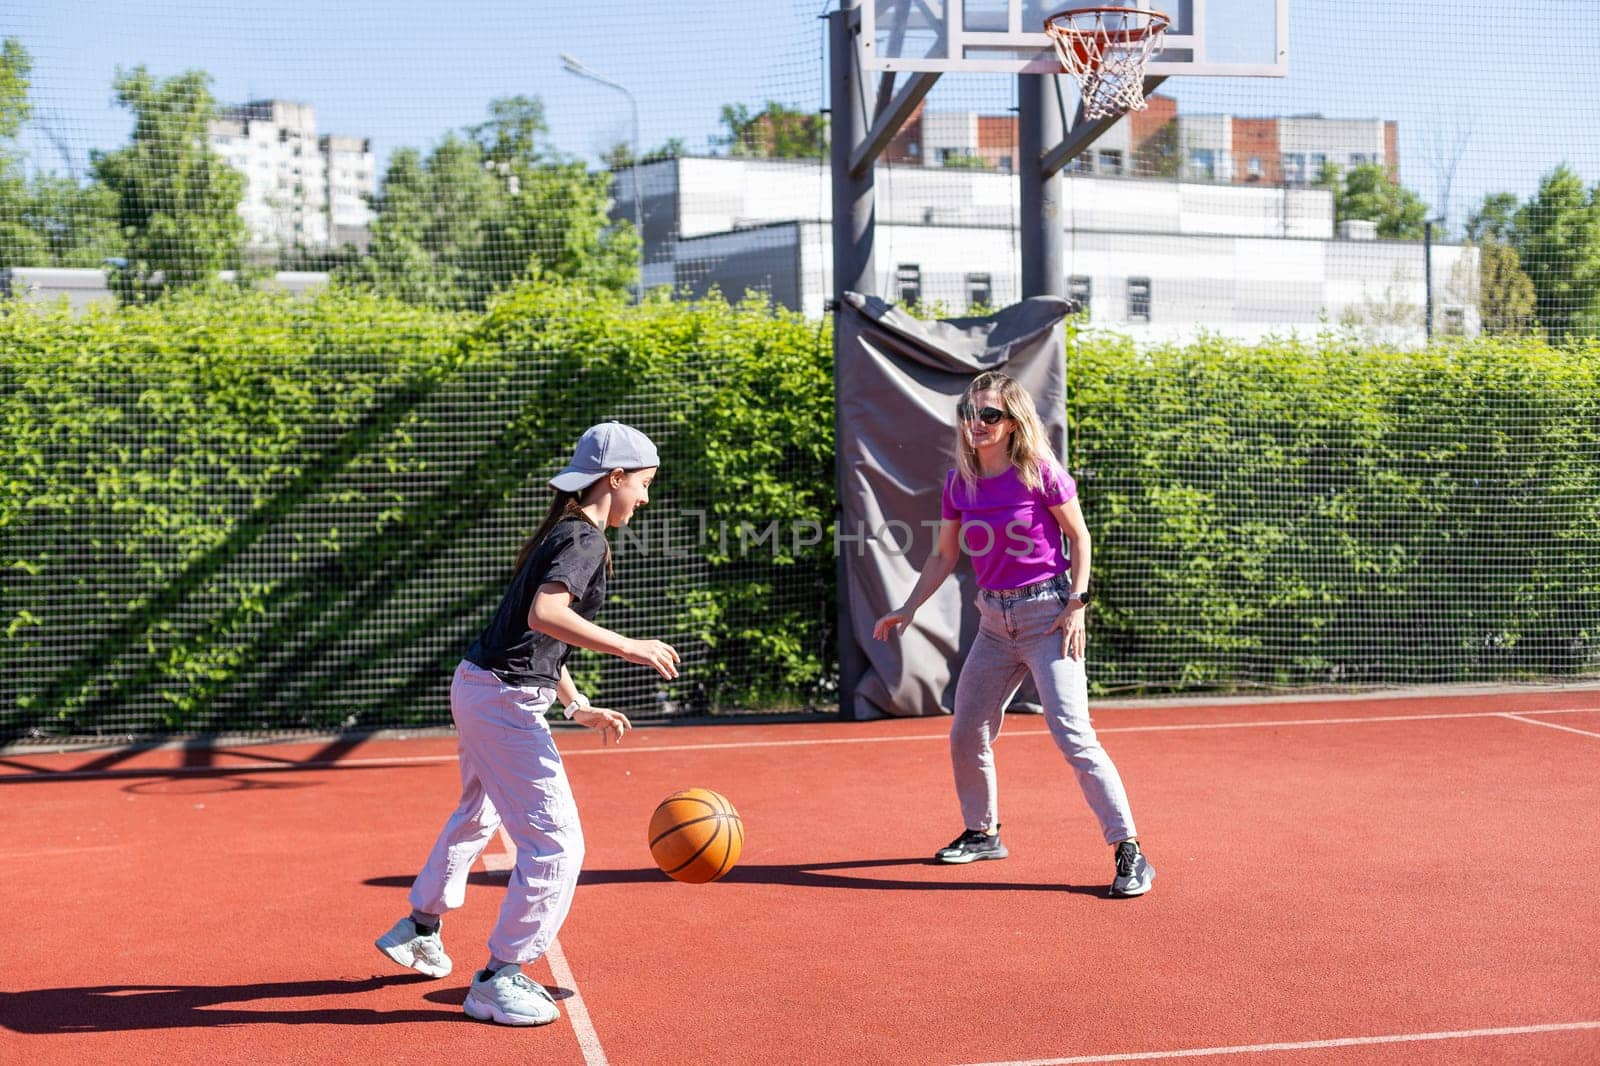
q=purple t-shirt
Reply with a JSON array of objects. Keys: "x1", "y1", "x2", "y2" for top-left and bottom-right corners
[{"x1": 941, "y1": 461, "x2": 1077, "y2": 591}]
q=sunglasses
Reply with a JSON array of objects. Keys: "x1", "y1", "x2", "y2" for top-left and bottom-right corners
[{"x1": 957, "y1": 403, "x2": 1008, "y2": 426}]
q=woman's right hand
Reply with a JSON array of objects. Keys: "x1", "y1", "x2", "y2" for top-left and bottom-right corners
[
  {"x1": 623, "y1": 638, "x2": 681, "y2": 679},
  {"x1": 872, "y1": 608, "x2": 912, "y2": 641}
]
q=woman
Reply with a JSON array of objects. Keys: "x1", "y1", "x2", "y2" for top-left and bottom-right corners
[
  {"x1": 375, "y1": 421, "x2": 680, "y2": 1025},
  {"x1": 872, "y1": 372, "x2": 1153, "y2": 897}
]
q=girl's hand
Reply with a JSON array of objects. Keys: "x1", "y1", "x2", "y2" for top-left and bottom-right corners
[
  {"x1": 1049, "y1": 601, "x2": 1088, "y2": 660},
  {"x1": 623, "y1": 638, "x2": 680, "y2": 679},
  {"x1": 572, "y1": 704, "x2": 632, "y2": 745},
  {"x1": 872, "y1": 608, "x2": 913, "y2": 641}
]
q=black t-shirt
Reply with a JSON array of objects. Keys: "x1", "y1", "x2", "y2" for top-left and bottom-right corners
[{"x1": 465, "y1": 516, "x2": 609, "y2": 687}]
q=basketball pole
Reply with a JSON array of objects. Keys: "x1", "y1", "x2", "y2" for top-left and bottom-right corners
[
  {"x1": 830, "y1": 0, "x2": 875, "y2": 719},
  {"x1": 1018, "y1": 73, "x2": 1067, "y2": 301},
  {"x1": 1019, "y1": 72, "x2": 1071, "y2": 473},
  {"x1": 829, "y1": 0, "x2": 876, "y2": 304}
]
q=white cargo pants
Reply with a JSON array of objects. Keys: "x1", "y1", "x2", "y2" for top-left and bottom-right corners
[{"x1": 407, "y1": 659, "x2": 584, "y2": 964}]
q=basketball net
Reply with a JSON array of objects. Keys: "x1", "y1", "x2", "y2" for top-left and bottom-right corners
[{"x1": 1044, "y1": 6, "x2": 1171, "y2": 122}]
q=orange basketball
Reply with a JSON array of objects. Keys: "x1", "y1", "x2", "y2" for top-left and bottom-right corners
[{"x1": 648, "y1": 787, "x2": 744, "y2": 883}]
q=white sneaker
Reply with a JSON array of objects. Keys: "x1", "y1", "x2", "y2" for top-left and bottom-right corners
[
  {"x1": 375, "y1": 917, "x2": 452, "y2": 978},
  {"x1": 463, "y1": 964, "x2": 560, "y2": 1026}
]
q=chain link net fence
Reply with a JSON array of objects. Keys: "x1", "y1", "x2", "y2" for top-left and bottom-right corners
[{"x1": 3, "y1": 2, "x2": 1599, "y2": 740}]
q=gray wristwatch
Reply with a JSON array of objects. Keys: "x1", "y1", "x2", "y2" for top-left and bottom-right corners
[{"x1": 1067, "y1": 590, "x2": 1091, "y2": 605}]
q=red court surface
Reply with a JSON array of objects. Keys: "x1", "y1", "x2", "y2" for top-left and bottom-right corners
[{"x1": 4, "y1": 686, "x2": 1599, "y2": 1065}]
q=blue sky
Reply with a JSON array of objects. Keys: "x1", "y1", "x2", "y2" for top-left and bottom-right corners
[{"x1": 5, "y1": 1, "x2": 1598, "y2": 233}]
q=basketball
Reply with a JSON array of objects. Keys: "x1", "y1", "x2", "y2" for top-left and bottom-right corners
[{"x1": 648, "y1": 787, "x2": 744, "y2": 883}]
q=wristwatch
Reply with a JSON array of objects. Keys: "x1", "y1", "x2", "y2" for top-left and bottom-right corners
[{"x1": 1067, "y1": 590, "x2": 1091, "y2": 606}]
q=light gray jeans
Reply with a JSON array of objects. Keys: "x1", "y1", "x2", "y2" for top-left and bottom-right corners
[
  {"x1": 408, "y1": 659, "x2": 584, "y2": 964},
  {"x1": 951, "y1": 576, "x2": 1138, "y2": 846}
]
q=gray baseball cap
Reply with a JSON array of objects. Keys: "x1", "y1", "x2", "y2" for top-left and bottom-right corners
[{"x1": 549, "y1": 421, "x2": 660, "y2": 493}]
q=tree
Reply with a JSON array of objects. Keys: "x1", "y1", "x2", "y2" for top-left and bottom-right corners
[
  {"x1": 603, "y1": 137, "x2": 685, "y2": 169},
  {"x1": 716, "y1": 102, "x2": 827, "y2": 160},
  {"x1": 939, "y1": 153, "x2": 990, "y2": 170},
  {"x1": 0, "y1": 38, "x2": 45, "y2": 267},
  {"x1": 1422, "y1": 119, "x2": 1470, "y2": 233},
  {"x1": 1476, "y1": 239, "x2": 1538, "y2": 336},
  {"x1": 0, "y1": 39, "x2": 121, "y2": 271},
  {"x1": 24, "y1": 174, "x2": 121, "y2": 267},
  {"x1": 91, "y1": 67, "x2": 246, "y2": 299},
  {"x1": 345, "y1": 97, "x2": 637, "y2": 309},
  {"x1": 1464, "y1": 191, "x2": 1537, "y2": 336},
  {"x1": 1317, "y1": 160, "x2": 1429, "y2": 239},
  {"x1": 0, "y1": 37, "x2": 30, "y2": 143},
  {"x1": 1511, "y1": 165, "x2": 1600, "y2": 342},
  {"x1": 468, "y1": 95, "x2": 548, "y2": 167},
  {"x1": 1465, "y1": 192, "x2": 1521, "y2": 244},
  {"x1": 0, "y1": 172, "x2": 46, "y2": 267},
  {"x1": 1132, "y1": 119, "x2": 1181, "y2": 178}
]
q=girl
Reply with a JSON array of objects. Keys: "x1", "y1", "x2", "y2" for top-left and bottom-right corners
[
  {"x1": 871, "y1": 372, "x2": 1153, "y2": 898},
  {"x1": 376, "y1": 421, "x2": 680, "y2": 1025}
]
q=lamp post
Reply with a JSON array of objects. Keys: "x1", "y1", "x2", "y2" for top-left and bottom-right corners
[{"x1": 560, "y1": 53, "x2": 643, "y2": 301}]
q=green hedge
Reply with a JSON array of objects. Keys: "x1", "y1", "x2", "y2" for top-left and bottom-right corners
[
  {"x1": 4, "y1": 288, "x2": 1598, "y2": 739},
  {"x1": 1, "y1": 282, "x2": 834, "y2": 738},
  {"x1": 1070, "y1": 328, "x2": 1600, "y2": 689}
]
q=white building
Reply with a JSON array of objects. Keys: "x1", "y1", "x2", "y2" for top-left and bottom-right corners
[
  {"x1": 883, "y1": 102, "x2": 1399, "y2": 188},
  {"x1": 208, "y1": 101, "x2": 376, "y2": 254},
  {"x1": 1181, "y1": 113, "x2": 1396, "y2": 186},
  {"x1": 0, "y1": 267, "x2": 330, "y2": 311},
  {"x1": 321, "y1": 134, "x2": 378, "y2": 251},
  {"x1": 617, "y1": 156, "x2": 1478, "y2": 347}
]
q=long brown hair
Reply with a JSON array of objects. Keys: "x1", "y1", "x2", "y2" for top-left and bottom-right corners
[
  {"x1": 953, "y1": 370, "x2": 1055, "y2": 497},
  {"x1": 512, "y1": 488, "x2": 608, "y2": 576}
]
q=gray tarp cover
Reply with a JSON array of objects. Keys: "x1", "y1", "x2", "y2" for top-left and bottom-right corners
[{"x1": 837, "y1": 291, "x2": 1071, "y2": 719}]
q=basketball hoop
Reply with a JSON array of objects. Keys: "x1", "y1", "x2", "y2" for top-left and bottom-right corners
[{"x1": 1043, "y1": 6, "x2": 1172, "y2": 121}]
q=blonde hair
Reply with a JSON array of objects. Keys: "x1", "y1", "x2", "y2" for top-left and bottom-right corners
[{"x1": 954, "y1": 371, "x2": 1056, "y2": 496}]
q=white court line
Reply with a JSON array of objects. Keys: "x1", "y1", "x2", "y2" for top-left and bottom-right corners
[
  {"x1": 959, "y1": 1020, "x2": 1600, "y2": 1065},
  {"x1": 1501, "y1": 712, "x2": 1600, "y2": 740},
  {"x1": 481, "y1": 827, "x2": 608, "y2": 1064},
  {"x1": 546, "y1": 937, "x2": 608, "y2": 1066},
  {"x1": 7, "y1": 707, "x2": 1600, "y2": 779},
  {"x1": 555, "y1": 706, "x2": 1600, "y2": 757}
]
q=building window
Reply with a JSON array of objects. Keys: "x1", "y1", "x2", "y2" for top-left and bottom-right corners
[
  {"x1": 1071, "y1": 155, "x2": 1094, "y2": 175},
  {"x1": 965, "y1": 272, "x2": 992, "y2": 309},
  {"x1": 1188, "y1": 148, "x2": 1216, "y2": 181},
  {"x1": 1097, "y1": 149, "x2": 1124, "y2": 175},
  {"x1": 1442, "y1": 308, "x2": 1466, "y2": 336},
  {"x1": 1284, "y1": 152, "x2": 1307, "y2": 183},
  {"x1": 1348, "y1": 152, "x2": 1370, "y2": 167},
  {"x1": 1068, "y1": 274, "x2": 1092, "y2": 314},
  {"x1": 1310, "y1": 152, "x2": 1328, "y2": 178},
  {"x1": 997, "y1": 155, "x2": 1012, "y2": 173},
  {"x1": 896, "y1": 263, "x2": 922, "y2": 307},
  {"x1": 1247, "y1": 156, "x2": 1263, "y2": 180},
  {"x1": 1126, "y1": 277, "x2": 1151, "y2": 322}
]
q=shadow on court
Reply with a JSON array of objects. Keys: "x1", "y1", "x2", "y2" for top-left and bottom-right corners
[
  {"x1": 0, "y1": 975, "x2": 453, "y2": 1033},
  {"x1": 364, "y1": 856, "x2": 1111, "y2": 896}
]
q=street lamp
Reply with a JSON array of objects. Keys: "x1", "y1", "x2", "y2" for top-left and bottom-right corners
[{"x1": 561, "y1": 53, "x2": 643, "y2": 301}]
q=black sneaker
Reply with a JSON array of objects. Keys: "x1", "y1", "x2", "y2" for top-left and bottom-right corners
[
  {"x1": 1110, "y1": 839, "x2": 1154, "y2": 897},
  {"x1": 935, "y1": 827, "x2": 1008, "y2": 864}
]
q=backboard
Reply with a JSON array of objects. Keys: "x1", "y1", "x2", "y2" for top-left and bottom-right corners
[{"x1": 861, "y1": 0, "x2": 1287, "y2": 77}]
